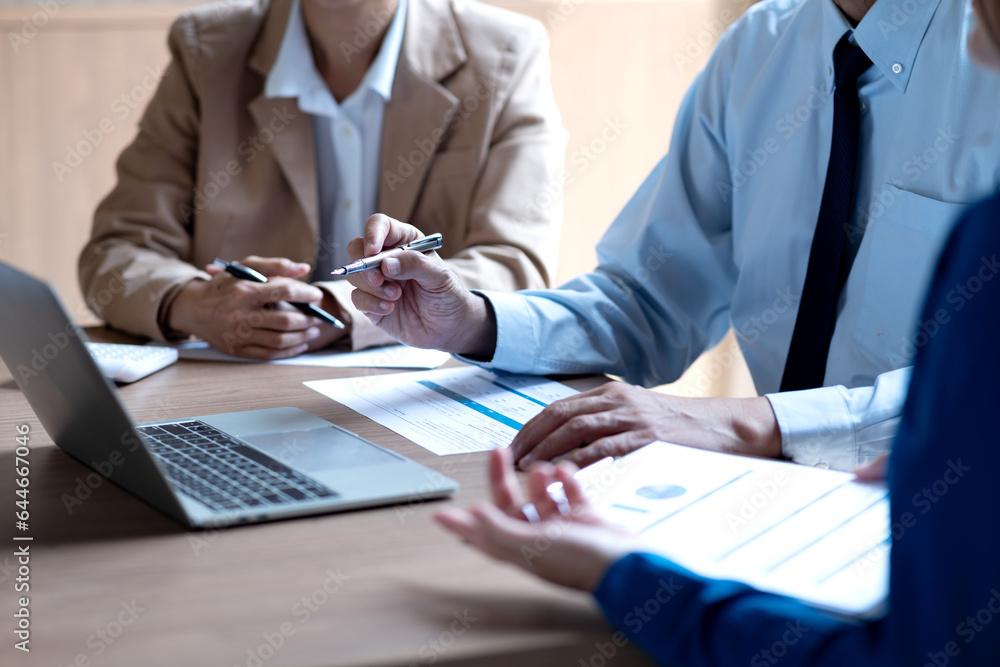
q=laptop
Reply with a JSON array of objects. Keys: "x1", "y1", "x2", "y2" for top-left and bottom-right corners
[{"x1": 0, "y1": 261, "x2": 458, "y2": 528}]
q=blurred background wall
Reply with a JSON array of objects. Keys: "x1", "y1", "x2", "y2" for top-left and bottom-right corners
[{"x1": 0, "y1": 0, "x2": 757, "y2": 397}]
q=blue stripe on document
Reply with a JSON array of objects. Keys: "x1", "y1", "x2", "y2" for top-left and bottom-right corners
[
  {"x1": 490, "y1": 379, "x2": 547, "y2": 407},
  {"x1": 417, "y1": 380, "x2": 523, "y2": 430}
]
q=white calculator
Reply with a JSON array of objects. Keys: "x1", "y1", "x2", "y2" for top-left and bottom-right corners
[{"x1": 85, "y1": 342, "x2": 178, "y2": 383}]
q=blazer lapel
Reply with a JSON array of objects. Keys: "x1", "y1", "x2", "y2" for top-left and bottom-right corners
[
  {"x1": 378, "y1": 0, "x2": 467, "y2": 220},
  {"x1": 247, "y1": 95, "x2": 319, "y2": 239},
  {"x1": 246, "y1": 0, "x2": 319, "y2": 239}
]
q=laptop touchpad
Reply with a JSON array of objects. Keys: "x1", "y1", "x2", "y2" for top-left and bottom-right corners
[{"x1": 242, "y1": 427, "x2": 401, "y2": 471}]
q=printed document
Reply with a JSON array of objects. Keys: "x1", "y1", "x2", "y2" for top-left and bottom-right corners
[
  {"x1": 576, "y1": 442, "x2": 889, "y2": 616},
  {"x1": 304, "y1": 366, "x2": 579, "y2": 455}
]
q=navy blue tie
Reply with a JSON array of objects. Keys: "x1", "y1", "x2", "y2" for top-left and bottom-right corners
[{"x1": 780, "y1": 34, "x2": 873, "y2": 392}]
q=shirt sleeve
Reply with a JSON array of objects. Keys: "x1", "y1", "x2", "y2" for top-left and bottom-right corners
[{"x1": 766, "y1": 366, "x2": 912, "y2": 471}]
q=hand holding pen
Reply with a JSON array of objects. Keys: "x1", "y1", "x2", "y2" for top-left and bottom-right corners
[
  {"x1": 213, "y1": 258, "x2": 345, "y2": 328},
  {"x1": 343, "y1": 215, "x2": 495, "y2": 357},
  {"x1": 167, "y1": 256, "x2": 338, "y2": 360}
]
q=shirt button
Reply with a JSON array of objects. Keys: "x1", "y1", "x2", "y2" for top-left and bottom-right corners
[
  {"x1": 342, "y1": 127, "x2": 352, "y2": 138},
  {"x1": 859, "y1": 100, "x2": 867, "y2": 111},
  {"x1": 814, "y1": 462, "x2": 830, "y2": 469},
  {"x1": 892, "y1": 62, "x2": 903, "y2": 74},
  {"x1": 827, "y1": 65, "x2": 832, "y2": 77},
  {"x1": 343, "y1": 199, "x2": 353, "y2": 210}
]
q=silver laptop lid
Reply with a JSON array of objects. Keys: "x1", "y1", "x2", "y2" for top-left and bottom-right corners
[{"x1": 0, "y1": 262, "x2": 190, "y2": 525}]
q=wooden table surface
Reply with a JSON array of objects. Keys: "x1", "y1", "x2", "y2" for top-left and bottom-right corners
[{"x1": 0, "y1": 330, "x2": 654, "y2": 667}]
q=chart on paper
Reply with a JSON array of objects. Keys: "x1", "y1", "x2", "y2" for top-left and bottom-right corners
[
  {"x1": 304, "y1": 366, "x2": 579, "y2": 455},
  {"x1": 576, "y1": 442, "x2": 890, "y2": 617}
]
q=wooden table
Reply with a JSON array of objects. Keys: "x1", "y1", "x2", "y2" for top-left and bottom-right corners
[{"x1": 0, "y1": 330, "x2": 654, "y2": 667}]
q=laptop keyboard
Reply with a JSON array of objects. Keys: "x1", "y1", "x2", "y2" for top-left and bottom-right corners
[{"x1": 137, "y1": 421, "x2": 337, "y2": 512}]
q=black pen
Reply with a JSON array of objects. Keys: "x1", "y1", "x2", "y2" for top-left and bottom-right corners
[{"x1": 212, "y1": 258, "x2": 346, "y2": 329}]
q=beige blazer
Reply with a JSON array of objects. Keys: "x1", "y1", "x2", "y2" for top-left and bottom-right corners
[{"x1": 79, "y1": 0, "x2": 564, "y2": 349}]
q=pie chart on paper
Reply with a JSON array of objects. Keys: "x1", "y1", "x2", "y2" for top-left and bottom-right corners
[{"x1": 636, "y1": 484, "x2": 687, "y2": 500}]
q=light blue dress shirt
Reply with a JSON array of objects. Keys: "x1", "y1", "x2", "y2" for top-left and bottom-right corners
[
  {"x1": 473, "y1": 0, "x2": 1000, "y2": 470},
  {"x1": 265, "y1": 0, "x2": 407, "y2": 273}
]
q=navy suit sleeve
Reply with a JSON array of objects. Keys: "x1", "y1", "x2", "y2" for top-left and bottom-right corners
[{"x1": 593, "y1": 194, "x2": 1000, "y2": 667}]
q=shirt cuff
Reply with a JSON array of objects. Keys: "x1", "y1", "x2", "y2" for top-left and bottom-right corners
[
  {"x1": 766, "y1": 386, "x2": 859, "y2": 471},
  {"x1": 452, "y1": 290, "x2": 539, "y2": 372}
]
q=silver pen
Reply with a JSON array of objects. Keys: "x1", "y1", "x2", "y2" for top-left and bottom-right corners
[{"x1": 330, "y1": 233, "x2": 444, "y2": 276}]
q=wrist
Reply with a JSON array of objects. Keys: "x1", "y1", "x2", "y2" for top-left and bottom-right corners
[
  {"x1": 453, "y1": 293, "x2": 498, "y2": 360},
  {"x1": 733, "y1": 397, "x2": 783, "y2": 459},
  {"x1": 164, "y1": 278, "x2": 206, "y2": 338},
  {"x1": 582, "y1": 542, "x2": 640, "y2": 592}
]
